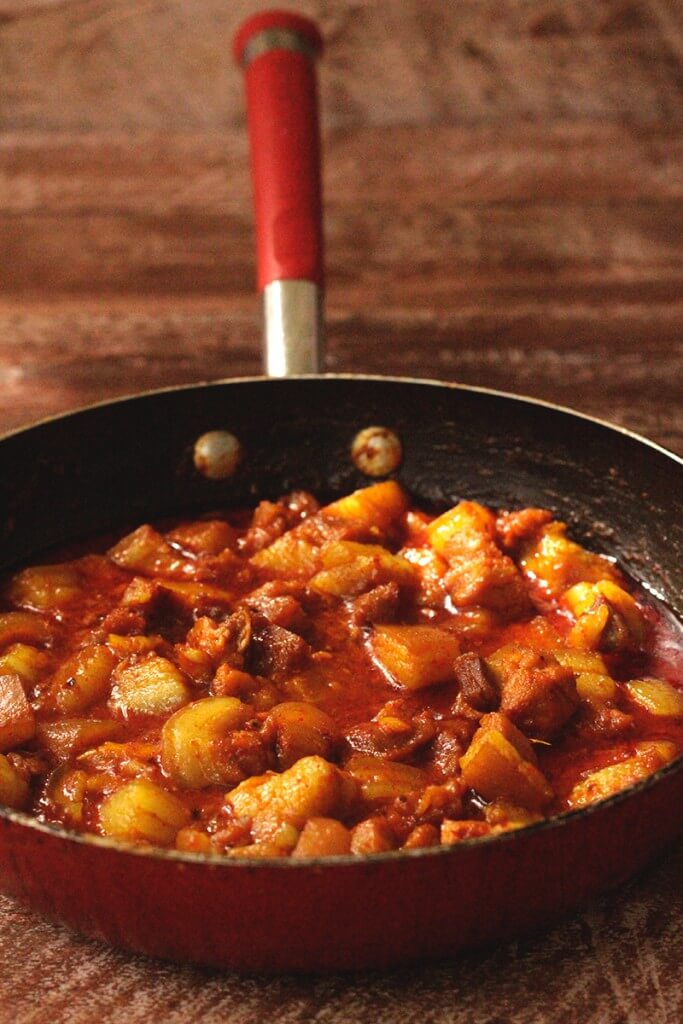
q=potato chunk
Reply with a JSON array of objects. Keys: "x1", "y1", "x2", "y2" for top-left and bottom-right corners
[
  {"x1": 226, "y1": 755, "x2": 347, "y2": 840},
  {"x1": 0, "y1": 673, "x2": 36, "y2": 752},
  {"x1": 624, "y1": 678, "x2": 683, "y2": 717},
  {"x1": 45, "y1": 644, "x2": 117, "y2": 716},
  {"x1": 309, "y1": 541, "x2": 415, "y2": 598},
  {"x1": 0, "y1": 643, "x2": 50, "y2": 686},
  {"x1": 565, "y1": 580, "x2": 645, "y2": 652},
  {"x1": 322, "y1": 481, "x2": 409, "y2": 535},
  {"x1": 371, "y1": 625, "x2": 460, "y2": 690},
  {"x1": 0, "y1": 753, "x2": 30, "y2": 809},
  {"x1": 7, "y1": 564, "x2": 82, "y2": 611},
  {"x1": 99, "y1": 779, "x2": 190, "y2": 844},
  {"x1": 460, "y1": 712, "x2": 553, "y2": 811},
  {"x1": 161, "y1": 696, "x2": 252, "y2": 788},
  {"x1": 110, "y1": 654, "x2": 191, "y2": 717},
  {"x1": 519, "y1": 523, "x2": 620, "y2": 598},
  {"x1": 566, "y1": 741, "x2": 677, "y2": 809},
  {"x1": 250, "y1": 536, "x2": 321, "y2": 578}
]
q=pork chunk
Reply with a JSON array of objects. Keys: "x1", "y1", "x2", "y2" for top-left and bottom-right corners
[{"x1": 488, "y1": 645, "x2": 579, "y2": 740}]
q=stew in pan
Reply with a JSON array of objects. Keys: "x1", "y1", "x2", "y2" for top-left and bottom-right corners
[{"x1": 1, "y1": 481, "x2": 681, "y2": 859}]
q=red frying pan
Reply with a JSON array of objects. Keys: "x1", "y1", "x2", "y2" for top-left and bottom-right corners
[{"x1": 0, "y1": 11, "x2": 681, "y2": 972}]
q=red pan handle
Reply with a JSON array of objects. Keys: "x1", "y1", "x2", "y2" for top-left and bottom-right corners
[{"x1": 234, "y1": 10, "x2": 325, "y2": 376}]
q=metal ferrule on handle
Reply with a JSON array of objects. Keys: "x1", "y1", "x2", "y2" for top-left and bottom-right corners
[{"x1": 234, "y1": 12, "x2": 325, "y2": 376}]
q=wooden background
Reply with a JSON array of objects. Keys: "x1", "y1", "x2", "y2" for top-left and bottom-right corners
[{"x1": 0, "y1": 1, "x2": 682, "y2": 1021}]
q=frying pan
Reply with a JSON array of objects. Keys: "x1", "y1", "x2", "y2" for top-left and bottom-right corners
[{"x1": 0, "y1": 11, "x2": 681, "y2": 973}]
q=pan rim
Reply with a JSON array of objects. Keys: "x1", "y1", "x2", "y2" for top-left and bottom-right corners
[
  {"x1": 1, "y1": 372, "x2": 681, "y2": 870},
  {"x1": 1, "y1": 748, "x2": 682, "y2": 870},
  {"x1": 1, "y1": 372, "x2": 681, "y2": 468}
]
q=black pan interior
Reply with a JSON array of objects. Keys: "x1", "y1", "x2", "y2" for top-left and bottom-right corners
[{"x1": 1, "y1": 377, "x2": 681, "y2": 616}]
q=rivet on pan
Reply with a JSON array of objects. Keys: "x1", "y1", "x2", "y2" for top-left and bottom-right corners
[
  {"x1": 193, "y1": 431, "x2": 242, "y2": 480},
  {"x1": 351, "y1": 426, "x2": 402, "y2": 477}
]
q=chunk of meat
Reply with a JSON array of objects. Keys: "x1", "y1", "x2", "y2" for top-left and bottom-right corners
[
  {"x1": 453, "y1": 652, "x2": 499, "y2": 713},
  {"x1": 428, "y1": 718, "x2": 478, "y2": 780},
  {"x1": 249, "y1": 622, "x2": 311, "y2": 680},
  {"x1": 350, "y1": 581, "x2": 401, "y2": 627},
  {"x1": 244, "y1": 588, "x2": 308, "y2": 633},
  {"x1": 345, "y1": 704, "x2": 436, "y2": 762},
  {"x1": 495, "y1": 508, "x2": 554, "y2": 552},
  {"x1": 241, "y1": 491, "x2": 320, "y2": 554},
  {"x1": 488, "y1": 644, "x2": 579, "y2": 740},
  {"x1": 0, "y1": 673, "x2": 36, "y2": 752},
  {"x1": 350, "y1": 816, "x2": 396, "y2": 854},
  {"x1": 293, "y1": 817, "x2": 351, "y2": 857},
  {"x1": 429, "y1": 502, "x2": 531, "y2": 618}
]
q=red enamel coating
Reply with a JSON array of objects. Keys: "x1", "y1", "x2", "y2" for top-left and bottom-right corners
[
  {"x1": 234, "y1": 10, "x2": 324, "y2": 291},
  {"x1": 1, "y1": 761, "x2": 682, "y2": 972}
]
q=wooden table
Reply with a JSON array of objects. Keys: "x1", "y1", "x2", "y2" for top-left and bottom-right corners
[{"x1": 0, "y1": 1, "x2": 682, "y2": 1020}]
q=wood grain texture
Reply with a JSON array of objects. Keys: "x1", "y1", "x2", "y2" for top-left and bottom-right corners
[{"x1": 0, "y1": 0, "x2": 682, "y2": 1019}]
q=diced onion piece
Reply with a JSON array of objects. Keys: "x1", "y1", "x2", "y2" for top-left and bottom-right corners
[
  {"x1": 8, "y1": 564, "x2": 82, "y2": 611},
  {"x1": 345, "y1": 753, "x2": 426, "y2": 802},
  {"x1": 566, "y1": 741, "x2": 677, "y2": 809},
  {"x1": 99, "y1": 779, "x2": 190, "y2": 844},
  {"x1": 0, "y1": 673, "x2": 36, "y2": 752},
  {"x1": 0, "y1": 753, "x2": 30, "y2": 809},
  {"x1": 371, "y1": 625, "x2": 460, "y2": 689},
  {"x1": 624, "y1": 678, "x2": 683, "y2": 717},
  {"x1": 460, "y1": 715, "x2": 553, "y2": 811},
  {"x1": 0, "y1": 612, "x2": 53, "y2": 652},
  {"x1": 554, "y1": 649, "x2": 608, "y2": 675},
  {"x1": 309, "y1": 541, "x2": 415, "y2": 597},
  {"x1": 267, "y1": 701, "x2": 339, "y2": 769},
  {"x1": 576, "y1": 672, "x2": 617, "y2": 705},
  {"x1": 161, "y1": 696, "x2": 251, "y2": 788},
  {"x1": 110, "y1": 654, "x2": 191, "y2": 717},
  {"x1": 36, "y1": 719, "x2": 121, "y2": 760},
  {"x1": 47, "y1": 644, "x2": 117, "y2": 715}
]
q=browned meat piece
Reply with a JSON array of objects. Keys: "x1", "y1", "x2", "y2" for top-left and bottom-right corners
[
  {"x1": 431, "y1": 503, "x2": 532, "y2": 619},
  {"x1": 165, "y1": 519, "x2": 238, "y2": 556},
  {"x1": 350, "y1": 581, "x2": 401, "y2": 627},
  {"x1": 350, "y1": 817, "x2": 397, "y2": 854},
  {"x1": 580, "y1": 705, "x2": 634, "y2": 741},
  {"x1": 490, "y1": 645, "x2": 579, "y2": 740},
  {"x1": 429, "y1": 719, "x2": 478, "y2": 779},
  {"x1": 248, "y1": 621, "x2": 311, "y2": 680},
  {"x1": 385, "y1": 779, "x2": 466, "y2": 842},
  {"x1": 345, "y1": 704, "x2": 436, "y2": 762},
  {"x1": 454, "y1": 652, "x2": 499, "y2": 712},
  {"x1": 241, "y1": 491, "x2": 320, "y2": 554},
  {"x1": 244, "y1": 587, "x2": 308, "y2": 633},
  {"x1": 495, "y1": 508, "x2": 554, "y2": 552},
  {"x1": 402, "y1": 823, "x2": 439, "y2": 849},
  {"x1": 100, "y1": 605, "x2": 148, "y2": 636},
  {"x1": 182, "y1": 608, "x2": 252, "y2": 670}
]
